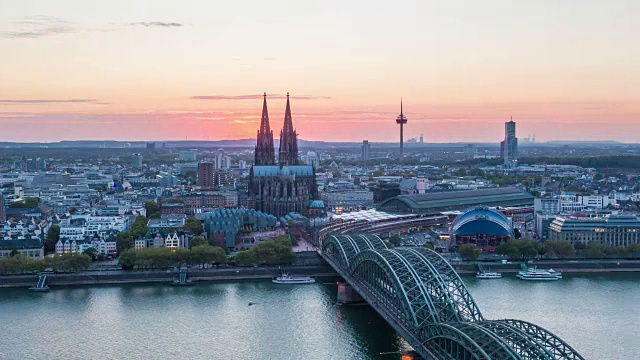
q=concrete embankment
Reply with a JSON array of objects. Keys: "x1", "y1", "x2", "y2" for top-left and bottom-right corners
[
  {"x1": 0, "y1": 264, "x2": 338, "y2": 288},
  {"x1": 455, "y1": 259, "x2": 640, "y2": 274},
  {"x1": 2, "y1": 252, "x2": 640, "y2": 288},
  {"x1": 0, "y1": 251, "x2": 337, "y2": 288}
]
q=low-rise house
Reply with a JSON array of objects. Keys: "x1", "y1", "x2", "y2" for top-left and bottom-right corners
[
  {"x1": 55, "y1": 233, "x2": 117, "y2": 256},
  {"x1": 134, "y1": 238, "x2": 147, "y2": 249},
  {"x1": 0, "y1": 237, "x2": 44, "y2": 260}
]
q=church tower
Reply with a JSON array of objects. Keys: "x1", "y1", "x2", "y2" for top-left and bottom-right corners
[
  {"x1": 254, "y1": 93, "x2": 275, "y2": 165},
  {"x1": 278, "y1": 93, "x2": 299, "y2": 165},
  {"x1": 250, "y1": 92, "x2": 318, "y2": 217}
]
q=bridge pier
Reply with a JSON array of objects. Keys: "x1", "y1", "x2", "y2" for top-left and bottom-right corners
[{"x1": 337, "y1": 282, "x2": 363, "y2": 305}]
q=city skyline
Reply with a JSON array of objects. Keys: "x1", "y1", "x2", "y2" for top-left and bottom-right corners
[{"x1": 2, "y1": 1, "x2": 640, "y2": 142}]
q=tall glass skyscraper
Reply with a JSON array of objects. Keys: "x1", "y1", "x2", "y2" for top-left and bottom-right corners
[
  {"x1": 361, "y1": 140, "x2": 371, "y2": 162},
  {"x1": 502, "y1": 118, "x2": 518, "y2": 168}
]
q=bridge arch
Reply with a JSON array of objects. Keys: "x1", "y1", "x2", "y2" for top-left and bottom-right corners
[
  {"x1": 322, "y1": 235, "x2": 354, "y2": 268},
  {"x1": 407, "y1": 248, "x2": 484, "y2": 322},
  {"x1": 321, "y1": 234, "x2": 387, "y2": 268},
  {"x1": 419, "y1": 322, "x2": 517, "y2": 360},
  {"x1": 496, "y1": 320, "x2": 585, "y2": 360},
  {"x1": 319, "y1": 232, "x2": 585, "y2": 360},
  {"x1": 348, "y1": 249, "x2": 437, "y2": 328}
]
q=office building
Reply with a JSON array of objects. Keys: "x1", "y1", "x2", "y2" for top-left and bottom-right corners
[
  {"x1": 132, "y1": 153, "x2": 143, "y2": 169},
  {"x1": 321, "y1": 189, "x2": 374, "y2": 210},
  {"x1": 305, "y1": 151, "x2": 319, "y2": 168},
  {"x1": 215, "y1": 171, "x2": 235, "y2": 187},
  {"x1": 0, "y1": 238, "x2": 44, "y2": 260},
  {"x1": 501, "y1": 118, "x2": 518, "y2": 168},
  {"x1": 549, "y1": 215, "x2": 640, "y2": 247},
  {"x1": 534, "y1": 195, "x2": 612, "y2": 215},
  {"x1": 361, "y1": 140, "x2": 371, "y2": 162},
  {"x1": 216, "y1": 149, "x2": 225, "y2": 169},
  {"x1": 178, "y1": 151, "x2": 197, "y2": 162},
  {"x1": 197, "y1": 162, "x2": 215, "y2": 188},
  {"x1": 156, "y1": 172, "x2": 179, "y2": 187},
  {"x1": 0, "y1": 192, "x2": 5, "y2": 224}
]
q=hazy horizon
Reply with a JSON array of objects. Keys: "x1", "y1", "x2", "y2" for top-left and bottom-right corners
[
  {"x1": 0, "y1": 138, "x2": 632, "y2": 146},
  {"x1": 2, "y1": 0, "x2": 639, "y2": 143}
]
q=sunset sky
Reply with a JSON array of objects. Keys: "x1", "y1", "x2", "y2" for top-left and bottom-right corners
[{"x1": 1, "y1": 0, "x2": 639, "y2": 143}]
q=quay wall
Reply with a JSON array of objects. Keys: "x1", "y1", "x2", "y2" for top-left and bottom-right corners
[{"x1": 2, "y1": 250, "x2": 640, "y2": 288}]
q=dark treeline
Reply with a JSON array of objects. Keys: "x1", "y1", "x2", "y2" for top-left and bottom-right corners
[
  {"x1": 453, "y1": 156, "x2": 640, "y2": 170},
  {"x1": 0, "y1": 253, "x2": 91, "y2": 274},
  {"x1": 518, "y1": 156, "x2": 640, "y2": 170}
]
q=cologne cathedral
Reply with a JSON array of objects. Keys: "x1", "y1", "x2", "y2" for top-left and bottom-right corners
[{"x1": 249, "y1": 93, "x2": 318, "y2": 217}]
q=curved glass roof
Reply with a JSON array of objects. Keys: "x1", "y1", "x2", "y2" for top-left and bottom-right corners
[{"x1": 450, "y1": 206, "x2": 512, "y2": 237}]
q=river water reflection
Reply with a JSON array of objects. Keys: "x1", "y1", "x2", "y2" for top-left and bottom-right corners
[{"x1": 0, "y1": 273, "x2": 637, "y2": 359}]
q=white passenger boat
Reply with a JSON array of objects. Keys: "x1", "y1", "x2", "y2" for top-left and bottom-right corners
[
  {"x1": 517, "y1": 265, "x2": 562, "y2": 281},
  {"x1": 272, "y1": 272, "x2": 316, "y2": 284},
  {"x1": 476, "y1": 271, "x2": 502, "y2": 279}
]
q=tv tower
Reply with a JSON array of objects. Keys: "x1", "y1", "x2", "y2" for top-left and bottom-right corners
[{"x1": 396, "y1": 99, "x2": 408, "y2": 157}]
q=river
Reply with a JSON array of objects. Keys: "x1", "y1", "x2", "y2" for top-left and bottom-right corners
[{"x1": 0, "y1": 273, "x2": 637, "y2": 360}]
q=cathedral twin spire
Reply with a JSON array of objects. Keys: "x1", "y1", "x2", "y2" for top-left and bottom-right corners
[
  {"x1": 278, "y1": 93, "x2": 299, "y2": 165},
  {"x1": 254, "y1": 92, "x2": 276, "y2": 166},
  {"x1": 254, "y1": 93, "x2": 299, "y2": 166}
]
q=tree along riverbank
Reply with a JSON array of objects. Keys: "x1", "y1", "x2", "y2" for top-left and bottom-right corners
[
  {"x1": 3, "y1": 257, "x2": 640, "y2": 288},
  {"x1": 0, "y1": 264, "x2": 338, "y2": 288}
]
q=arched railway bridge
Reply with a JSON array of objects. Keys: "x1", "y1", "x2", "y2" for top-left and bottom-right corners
[{"x1": 320, "y1": 234, "x2": 585, "y2": 360}]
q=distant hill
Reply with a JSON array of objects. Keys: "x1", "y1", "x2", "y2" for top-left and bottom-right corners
[{"x1": 542, "y1": 140, "x2": 623, "y2": 145}]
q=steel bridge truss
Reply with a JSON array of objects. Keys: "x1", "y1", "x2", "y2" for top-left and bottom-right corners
[{"x1": 321, "y1": 235, "x2": 585, "y2": 360}]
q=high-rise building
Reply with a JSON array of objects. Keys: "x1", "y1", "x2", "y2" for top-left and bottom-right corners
[
  {"x1": 305, "y1": 151, "x2": 319, "y2": 168},
  {"x1": 132, "y1": 154, "x2": 143, "y2": 169},
  {"x1": 215, "y1": 171, "x2": 235, "y2": 187},
  {"x1": 223, "y1": 156, "x2": 231, "y2": 169},
  {"x1": 254, "y1": 93, "x2": 276, "y2": 166},
  {"x1": 278, "y1": 93, "x2": 299, "y2": 165},
  {"x1": 395, "y1": 99, "x2": 408, "y2": 158},
  {"x1": 502, "y1": 117, "x2": 518, "y2": 168},
  {"x1": 419, "y1": 133, "x2": 424, "y2": 144},
  {"x1": 465, "y1": 144, "x2": 476, "y2": 158},
  {"x1": 0, "y1": 192, "x2": 5, "y2": 224},
  {"x1": 178, "y1": 151, "x2": 197, "y2": 162},
  {"x1": 197, "y1": 162, "x2": 215, "y2": 188},
  {"x1": 25, "y1": 158, "x2": 46, "y2": 171},
  {"x1": 238, "y1": 160, "x2": 247, "y2": 170},
  {"x1": 215, "y1": 149, "x2": 224, "y2": 169},
  {"x1": 36, "y1": 158, "x2": 46, "y2": 170},
  {"x1": 361, "y1": 140, "x2": 371, "y2": 162}
]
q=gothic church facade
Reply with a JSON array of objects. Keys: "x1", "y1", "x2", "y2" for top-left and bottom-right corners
[{"x1": 249, "y1": 93, "x2": 317, "y2": 217}]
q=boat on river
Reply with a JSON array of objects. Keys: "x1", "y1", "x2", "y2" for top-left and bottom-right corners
[
  {"x1": 272, "y1": 271, "x2": 315, "y2": 284},
  {"x1": 476, "y1": 271, "x2": 502, "y2": 279},
  {"x1": 517, "y1": 264, "x2": 562, "y2": 281}
]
